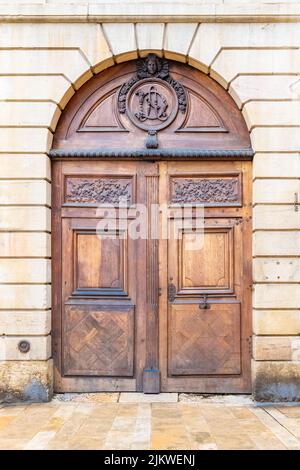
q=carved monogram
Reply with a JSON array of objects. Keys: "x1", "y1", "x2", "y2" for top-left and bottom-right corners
[
  {"x1": 171, "y1": 177, "x2": 240, "y2": 204},
  {"x1": 136, "y1": 85, "x2": 169, "y2": 123},
  {"x1": 65, "y1": 177, "x2": 132, "y2": 204},
  {"x1": 118, "y1": 54, "x2": 187, "y2": 115}
]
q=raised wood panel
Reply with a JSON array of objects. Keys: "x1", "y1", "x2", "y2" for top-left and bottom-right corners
[
  {"x1": 178, "y1": 90, "x2": 227, "y2": 133},
  {"x1": 62, "y1": 219, "x2": 128, "y2": 297},
  {"x1": 76, "y1": 232, "x2": 123, "y2": 290},
  {"x1": 169, "y1": 218, "x2": 235, "y2": 296},
  {"x1": 180, "y1": 228, "x2": 231, "y2": 292},
  {"x1": 169, "y1": 302, "x2": 241, "y2": 376},
  {"x1": 80, "y1": 92, "x2": 126, "y2": 132},
  {"x1": 63, "y1": 303, "x2": 134, "y2": 377}
]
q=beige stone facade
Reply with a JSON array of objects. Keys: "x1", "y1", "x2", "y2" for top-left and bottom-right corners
[{"x1": 0, "y1": 0, "x2": 299, "y2": 402}]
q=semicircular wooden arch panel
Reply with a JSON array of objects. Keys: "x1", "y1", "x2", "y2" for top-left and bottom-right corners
[{"x1": 51, "y1": 57, "x2": 252, "y2": 157}]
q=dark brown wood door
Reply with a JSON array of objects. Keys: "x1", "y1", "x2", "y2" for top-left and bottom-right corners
[
  {"x1": 158, "y1": 161, "x2": 252, "y2": 392},
  {"x1": 52, "y1": 160, "x2": 160, "y2": 392},
  {"x1": 53, "y1": 159, "x2": 251, "y2": 393}
]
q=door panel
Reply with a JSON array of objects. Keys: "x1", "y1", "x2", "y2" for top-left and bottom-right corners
[
  {"x1": 63, "y1": 303, "x2": 134, "y2": 377},
  {"x1": 169, "y1": 302, "x2": 241, "y2": 376},
  {"x1": 159, "y1": 161, "x2": 252, "y2": 393},
  {"x1": 169, "y1": 218, "x2": 236, "y2": 296},
  {"x1": 52, "y1": 161, "x2": 149, "y2": 392}
]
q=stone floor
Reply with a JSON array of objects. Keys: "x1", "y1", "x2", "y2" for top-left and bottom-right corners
[{"x1": 0, "y1": 394, "x2": 300, "y2": 450}]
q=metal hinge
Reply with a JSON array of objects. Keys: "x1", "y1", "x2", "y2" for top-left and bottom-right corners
[
  {"x1": 294, "y1": 193, "x2": 300, "y2": 212},
  {"x1": 247, "y1": 336, "x2": 253, "y2": 357},
  {"x1": 167, "y1": 283, "x2": 176, "y2": 302}
]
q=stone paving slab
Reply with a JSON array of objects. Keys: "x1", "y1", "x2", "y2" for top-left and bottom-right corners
[
  {"x1": 52, "y1": 393, "x2": 119, "y2": 403},
  {"x1": 0, "y1": 397, "x2": 300, "y2": 450},
  {"x1": 179, "y1": 394, "x2": 253, "y2": 405},
  {"x1": 119, "y1": 393, "x2": 178, "y2": 403}
]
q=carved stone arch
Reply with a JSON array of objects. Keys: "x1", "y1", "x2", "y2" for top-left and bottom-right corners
[{"x1": 51, "y1": 56, "x2": 252, "y2": 159}]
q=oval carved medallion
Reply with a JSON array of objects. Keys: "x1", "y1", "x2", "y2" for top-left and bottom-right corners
[{"x1": 126, "y1": 78, "x2": 178, "y2": 131}]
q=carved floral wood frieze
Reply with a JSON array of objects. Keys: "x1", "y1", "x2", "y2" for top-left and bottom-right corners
[
  {"x1": 170, "y1": 176, "x2": 241, "y2": 205},
  {"x1": 65, "y1": 177, "x2": 133, "y2": 205}
]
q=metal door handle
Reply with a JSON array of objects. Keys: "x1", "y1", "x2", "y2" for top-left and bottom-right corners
[{"x1": 199, "y1": 295, "x2": 211, "y2": 310}]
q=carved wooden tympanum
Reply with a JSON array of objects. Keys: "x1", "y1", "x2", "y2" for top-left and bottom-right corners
[{"x1": 51, "y1": 55, "x2": 251, "y2": 155}]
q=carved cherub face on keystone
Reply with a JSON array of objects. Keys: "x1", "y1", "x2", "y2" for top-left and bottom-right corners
[{"x1": 146, "y1": 55, "x2": 158, "y2": 75}]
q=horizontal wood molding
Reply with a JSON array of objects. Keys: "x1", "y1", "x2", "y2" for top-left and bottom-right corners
[{"x1": 50, "y1": 148, "x2": 254, "y2": 160}]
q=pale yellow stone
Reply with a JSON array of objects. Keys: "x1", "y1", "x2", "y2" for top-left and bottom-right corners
[
  {"x1": 243, "y1": 101, "x2": 300, "y2": 130},
  {"x1": 1, "y1": 1, "x2": 300, "y2": 21},
  {"x1": 0, "y1": 233, "x2": 50, "y2": 258},
  {"x1": 253, "y1": 205, "x2": 300, "y2": 230},
  {"x1": 0, "y1": 311, "x2": 51, "y2": 336},
  {"x1": 164, "y1": 23, "x2": 198, "y2": 62},
  {"x1": 0, "y1": 259, "x2": 51, "y2": 283},
  {"x1": 0, "y1": 76, "x2": 74, "y2": 109},
  {"x1": 102, "y1": 23, "x2": 137, "y2": 63},
  {"x1": 254, "y1": 284, "x2": 300, "y2": 309},
  {"x1": 0, "y1": 23, "x2": 112, "y2": 75},
  {"x1": 253, "y1": 336, "x2": 300, "y2": 361},
  {"x1": 0, "y1": 50, "x2": 92, "y2": 90},
  {"x1": 0, "y1": 102, "x2": 61, "y2": 132},
  {"x1": 253, "y1": 153, "x2": 300, "y2": 179},
  {"x1": 0, "y1": 359, "x2": 53, "y2": 402},
  {"x1": 0, "y1": 335, "x2": 51, "y2": 361},
  {"x1": 0, "y1": 3, "x2": 87, "y2": 15},
  {"x1": 0, "y1": 285, "x2": 51, "y2": 310},
  {"x1": 211, "y1": 49, "x2": 300, "y2": 88},
  {"x1": 0, "y1": 180, "x2": 51, "y2": 206},
  {"x1": 0, "y1": 155, "x2": 51, "y2": 180},
  {"x1": 253, "y1": 310, "x2": 300, "y2": 335},
  {"x1": 136, "y1": 23, "x2": 164, "y2": 54},
  {"x1": 0, "y1": 129, "x2": 53, "y2": 153},
  {"x1": 254, "y1": 232, "x2": 300, "y2": 257},
  {"x1": 252, "y1": 356, "x2": 300, "y2": 401},
  {"x1": 251, "y1": 128, "x2": 300, "y2": 152},
  {"x1": 189, "y1": 23, "x2": 300, "y2": 74},
  {"x1": 230, "y1": 75, "x2": 300, "y2": 109},
  {"x1": 253, "y1": 258, "x2": 300, "y2": 283},
  {"x1": 0, "y1": 207, "x2": 50, "y2": 231},
  {"x1": 253, "y1": 179, "x2": 300, "y2": 204}
]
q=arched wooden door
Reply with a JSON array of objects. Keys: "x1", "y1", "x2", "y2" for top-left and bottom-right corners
[{"x1": 51, "y1": 56, "x2": 253, "y2": 393}]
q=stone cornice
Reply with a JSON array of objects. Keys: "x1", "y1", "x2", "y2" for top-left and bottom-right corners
[{"x1": 0, "y1": 3, "x2": 300, "y2": 23}]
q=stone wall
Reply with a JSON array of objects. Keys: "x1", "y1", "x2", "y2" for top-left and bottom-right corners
[{"x1": 0, "y1": 1, "x2": 299, "y2": 402}]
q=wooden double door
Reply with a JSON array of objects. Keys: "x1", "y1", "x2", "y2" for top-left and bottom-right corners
[{"x1": 52, "y1": 159, "x2": 252, "y2": 393}]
